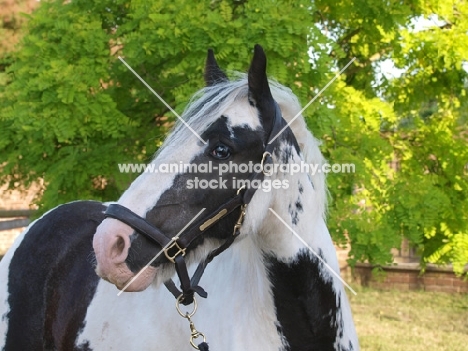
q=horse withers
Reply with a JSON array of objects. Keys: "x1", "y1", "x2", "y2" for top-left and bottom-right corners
[{"x1": 0, "y1": 45, "x2": 359, "y2": 350}]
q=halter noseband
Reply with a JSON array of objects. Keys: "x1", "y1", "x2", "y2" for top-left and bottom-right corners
[{"x1": 104, "y1": 102, "x2": 286, "y2": 306}]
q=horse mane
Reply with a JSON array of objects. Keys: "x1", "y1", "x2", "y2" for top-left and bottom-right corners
[
  {"x1": 158, "y1": 75, "x2": 328, "y2": 219},
  {"x1": 268, "y1": 80, "x2": 328, "y2": 219}
]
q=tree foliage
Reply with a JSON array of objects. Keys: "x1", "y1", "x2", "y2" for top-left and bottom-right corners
[{"x1": 0, "y1": 0, "x2": 467, "y2": 274}]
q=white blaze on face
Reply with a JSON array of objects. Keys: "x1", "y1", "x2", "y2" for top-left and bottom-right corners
[{"x1": 118, "y1": 134, "x2": 206, "y2": 215}]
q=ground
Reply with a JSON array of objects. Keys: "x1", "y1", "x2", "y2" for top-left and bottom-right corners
[{"x1": 351, "y1": 287, "x2": 468, "y2": 351}]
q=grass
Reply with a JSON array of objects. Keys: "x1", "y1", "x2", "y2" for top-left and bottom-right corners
[{"x1": 349, "y1": 287, "x2": 468, "y2": 351}]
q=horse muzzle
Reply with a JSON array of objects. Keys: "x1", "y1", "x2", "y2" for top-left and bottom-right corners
[{"x1": 93, "y1": 217, "x2": 158, "y2": 292}]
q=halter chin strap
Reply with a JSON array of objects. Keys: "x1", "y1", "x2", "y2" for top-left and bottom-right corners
[{"x1": 104, "y1": 101, "x2": 287, "y2": 305}]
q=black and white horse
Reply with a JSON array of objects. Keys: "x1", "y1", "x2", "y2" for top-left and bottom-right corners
[{"x1": 0, "y1": 45, "x2": 359, "y2": 350}]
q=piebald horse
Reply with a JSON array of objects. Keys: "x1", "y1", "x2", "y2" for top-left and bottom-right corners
[{"x1": 0, "y1": 45, "x2": 359, "y2": 350}]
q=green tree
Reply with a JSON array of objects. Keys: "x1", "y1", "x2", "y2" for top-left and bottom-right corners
[
  {"x1": 1, "y1": 0, "x2": 467, "y2": 274},
  {"x1": 310, "y1": 0, "x2": 468, "y2": 274}
]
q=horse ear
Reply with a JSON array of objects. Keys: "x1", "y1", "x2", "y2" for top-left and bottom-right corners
[
  {"x1": 248, "y1": 45, "x2": 276, "y2": 132},
  {"x1": 204, "y1": 49, "x2": 228, "y2": 86}
]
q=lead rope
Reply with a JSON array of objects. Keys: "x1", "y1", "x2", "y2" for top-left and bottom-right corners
[{"x1": 176, "y1": 295, "x2": 209, "y2": 350}]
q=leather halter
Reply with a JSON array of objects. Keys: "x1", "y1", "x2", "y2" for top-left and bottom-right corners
[{"x1": 104, "y1": 102, "x2": 286, "y2": 305}]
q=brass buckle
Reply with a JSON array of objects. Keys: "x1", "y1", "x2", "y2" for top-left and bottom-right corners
[{"x1": 164, "y1": 237, "x2": 186, "y2": 263}]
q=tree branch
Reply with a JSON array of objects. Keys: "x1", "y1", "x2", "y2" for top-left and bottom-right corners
[{"x1": 337, "y1": 28, "x2": 361, "y2": 46}]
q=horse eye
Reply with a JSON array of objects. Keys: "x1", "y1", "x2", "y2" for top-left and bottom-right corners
[{"x1": 211, "y1": 144, "x2": 231, "y2": 160}]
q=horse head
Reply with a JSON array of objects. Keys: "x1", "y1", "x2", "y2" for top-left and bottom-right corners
[{"x1": 92, "y1": 45, "x2": 309, "y2": 293}]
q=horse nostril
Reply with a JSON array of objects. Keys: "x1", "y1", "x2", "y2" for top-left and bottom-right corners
[
  {"x1": 110, "y1": 235, "x2": 128, "y2": 261},
  {"x1": 116, "y1": 236, "x2": 124, "y2": 252}
]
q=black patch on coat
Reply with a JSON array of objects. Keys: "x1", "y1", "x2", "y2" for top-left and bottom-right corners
[
  {"x1": 298, "y1": 181, "x2": 304, "y2": 194},
  {"x1": 295, "y1": 199, "x2": 303, "y2": 213},
  {"x1": 279, "y1": 145, "x2": 294, "y2": 164},
  {"x1": 288, "y1": 197, "x2": 304, "y2": 226},
  {"x1": 273, "y1": 127, "x2": 301, "y2": 163},
  {"x1": 75, "y1": 340, "x2": 93, "y2": 351},
  {"x1": 4, "y1": 201, "x2": 103, "y2": 350},
  {"x1": 265, "y1": 249, "x2": 339, "y2": 351},
  {"x1": 288, "y1": 203, "x2": 299, "y2": 226}
]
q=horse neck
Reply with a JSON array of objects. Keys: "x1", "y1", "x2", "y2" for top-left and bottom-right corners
[{"x1": 255, "y1": 168, "x2": 338, "y2": 269}]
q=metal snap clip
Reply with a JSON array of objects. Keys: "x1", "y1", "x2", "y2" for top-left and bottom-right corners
[{"x1": 261, "y1": 151, "x2": 273, "y2": 176}]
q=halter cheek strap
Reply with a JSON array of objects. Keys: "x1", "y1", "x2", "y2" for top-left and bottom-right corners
[{"x1": 103, "y1": 101, "x2": 286, "y2": 306}]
